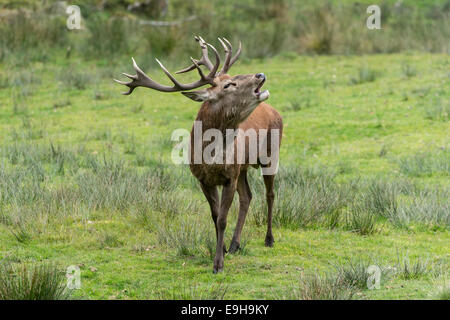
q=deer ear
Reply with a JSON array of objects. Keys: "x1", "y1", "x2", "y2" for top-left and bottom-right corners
[{"x1": 181, "y1": 90, "x2": 211, "y2": 102}]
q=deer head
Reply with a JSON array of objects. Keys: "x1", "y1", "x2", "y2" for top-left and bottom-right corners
[{"x1": 115, "y1": 36, "x2": 269, "y2": 126}]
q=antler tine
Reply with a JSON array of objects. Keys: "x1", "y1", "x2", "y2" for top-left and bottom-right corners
[
  {"x1": 205, "y1": 43, "x2": 220, "y2": 78},
  {"x1": 229, "y1": 40, "x2": 242, "y2": 69},
  {"x1": 174, "y1": 62, "x2": 198, "y2": 75},
  {"x1": 190, "y1": 57, "x2": 207, "y2": 80},
  {"x1": 196, "y1": 36, "x2": 214, "y2": 70},
  {"x1": 175, "y1": 35, "x2": 214, "y2": 74},
  {"x1": 218, "y1": 37, "x2": 232, "y2": 76},
  {"x1": 114, "y1": 57, "x2": 168, "y2": 95},
  {"x1": 155, "y1": 58, "x2": 185, "y2": 89}
]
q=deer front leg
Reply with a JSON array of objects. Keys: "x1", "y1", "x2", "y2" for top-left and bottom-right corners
[
  {"x1": 213, "y1": 180, "x2": 237, "y2": 273},
  {"x1": 200, "y1": 182, "x2": 225, "y2": 255}
]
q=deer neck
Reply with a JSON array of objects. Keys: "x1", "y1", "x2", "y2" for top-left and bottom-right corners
[{"x1": 195, "y1": 101, "x2": 242, "y2": 134}]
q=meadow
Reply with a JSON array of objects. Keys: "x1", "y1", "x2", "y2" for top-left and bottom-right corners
[{"x1": 0, "y1": 50, "x2": 448, "y2": 299}]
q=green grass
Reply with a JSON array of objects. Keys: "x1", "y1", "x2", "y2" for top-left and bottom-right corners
[{"x1": 0, "y1": 52, "x2": 448, "y2": 299}]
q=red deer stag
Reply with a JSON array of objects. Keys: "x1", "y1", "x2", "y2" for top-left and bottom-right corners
[{"x1": 115, "y1": 36, "x2": 283, "y2": 273}]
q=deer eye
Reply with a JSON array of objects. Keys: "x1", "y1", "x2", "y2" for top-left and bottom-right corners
[{"x1": 224, "y1": 82, "x2": 236, "y2": 89}]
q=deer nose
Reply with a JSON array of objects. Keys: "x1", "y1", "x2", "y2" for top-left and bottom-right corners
[{"x1": 255, "y1": 73, "x2": 265, "y2": 80}]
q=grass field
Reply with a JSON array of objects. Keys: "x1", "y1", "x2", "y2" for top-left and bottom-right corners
[{"x1": 0, "y1": 52, "x2": 448, "y2": 299}]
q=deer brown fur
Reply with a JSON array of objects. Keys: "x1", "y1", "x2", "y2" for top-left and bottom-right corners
[{"x1": 116, "y1": 36, "x2": 282, "y2": 273}]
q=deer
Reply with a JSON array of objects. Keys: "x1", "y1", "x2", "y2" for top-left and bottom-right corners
[{"x1": 115, "y1": 36, "x2": 283, "y2": 273}]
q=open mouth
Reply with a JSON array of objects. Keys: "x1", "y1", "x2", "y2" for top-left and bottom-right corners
[
  {"x1": 254, "y1": 78, "x2": 266, "y2": 95},
  {"x1": 254, "y1": 78, "x2": 269, "y2": 101}
]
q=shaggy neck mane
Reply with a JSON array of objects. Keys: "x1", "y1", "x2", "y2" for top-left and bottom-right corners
[{"x1": 196, "y1": 100, "x2": 241, "y2": 133}]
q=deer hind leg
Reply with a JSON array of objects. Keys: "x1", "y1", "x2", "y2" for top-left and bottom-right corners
[
  {"x1": 213, "y1": 180, "x2": 237, "y2": 273},
  {"x1": 229, "y1": 171, "x2": 252, "y2": 254},
  {"x1": 263, "y1": 174, "x2": 275, "y2": 247}
]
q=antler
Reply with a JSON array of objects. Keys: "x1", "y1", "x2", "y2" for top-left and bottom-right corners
[
  {"x1": 176, "y1": 36, "x2": 242, "y2": 77},
  {"x1": 217, "y1": 37, "x2": 242, "y2": 75},
  {"x1": 114, "y1": 42, "x2": 221, "y2": 95},
  {"x1": 175, "y1": 36, "x2": 214, "y2": 74}
]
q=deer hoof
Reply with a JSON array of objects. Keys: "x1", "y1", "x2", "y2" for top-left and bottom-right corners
[
  {"x1": 213, "y1": 262, "x2": 224, "y2": 274},
  {"x1": 228, "y1": 241, "x2": 240, "y2": 254},
  {"x1": 213, "y1": 267, "x2": 223, "y2": 274},
  {"x1": 265, "y1": 235, "x2": 274, "y2": 247}
]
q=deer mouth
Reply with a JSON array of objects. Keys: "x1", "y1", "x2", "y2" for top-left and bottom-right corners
[
  {"x1": 254, "y1": 79, "x2": 269, "y2": 101},
  {"x1": 254, "y1": 78, "x2": 265, "y2": 94}
]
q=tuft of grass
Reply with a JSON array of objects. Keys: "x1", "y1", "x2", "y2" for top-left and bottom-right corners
[
  {"x1": 423, "y1": 98, "x2": 449, "y2": 121},
  {"x1": 293, "y1": 272, "x2": 355, "y2": 300},
  {"x1": 395, "y1": 188, "x2": 449, "y2": 228},
  {"x1": 149, "y1": 189, "x2": 203, "y2": 217},
  {"x1": 123, "y1": 134, "x2": 137, "y2": 155},
  {"x1": 12, "y1": 92, "x2": 29, "y2": 115},
  {"x1": 349, "y1": 66, "x2": 377, "y2": 85},
  {"x1": 58, "y1": 67, "x2": 93, "y2": 90},
  {"x1": 9, "y1": 223, "x2": 32, "y2": 243},
  {"x1": 402, "y1": 63, "x2": 417, "y2": 78},
  {"x1": 157, "y1": 217, "x2": 213, "y2": 257},
  {"x1": 336, "y1": 159, "x2": 354, "y2": 175},
  {"x1": 395, "y1": 254, "x2": 431, "y2": 280},
  {"x1": 53, "y1": 98, "x2": 71, "y2": 110},
  {"x1": 204, "y1": 235, "x2": 217, "y2": 259},
  {"x1": 286, "y1": 95, "x2": 313, "y2": 111},
  {"x1": 12, "y1": 117, "x2": 46, "y2": 141},
  {"x1": 99, "y1": 232, "x2": 124, "y2": 248},
  {"x1": 153, "y1": 283, "x2": 228, "y2": 300},
  {"x1": 131, "y1": 104, "x2": 144, "y2": 114},
  {"x1": 232, "y1": 237, "x2": 251, "y2": 256},
  {"x1": 398, "y1": 150, "x2": 449, "y2": 177},
  {"x1": 287, "y1": 98, "x2": 302, "y2": 111},
  {"x1": 131, "y1": 243, "x2": 152, "y2": 255},
  {"x1": 0, "y1": 263, "x2": 71, "y2": 300},
  {"x1": 345, "y1": 203, "x2": 378, "y2": 236},
  {"x1": 250, "y1": 167, "x2": 348, "y2": 229},
  {"x1": 334, "y1": 261, "x2": 390, "y2": 290},
  {"x1": 378, "y1": 144, "x2": 390, "y2": 157},
  {"x1": 361, "y1": 178, "x2": 398, "y2": 218}
]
